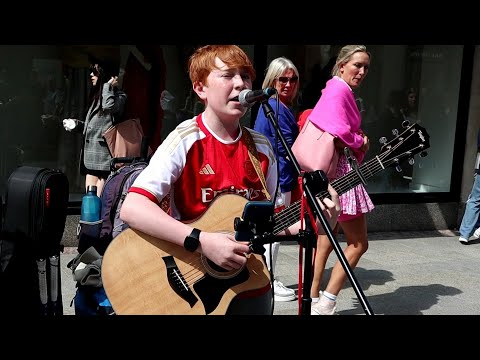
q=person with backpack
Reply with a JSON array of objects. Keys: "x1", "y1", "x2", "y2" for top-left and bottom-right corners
[{"x1": 119, "y1": 45, "x2": 341, "y2": 315}]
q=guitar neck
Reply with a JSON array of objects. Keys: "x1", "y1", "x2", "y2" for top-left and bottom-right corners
[
  {"x1": 272, "y1": 122, "x2": 430, "y2": 234},
  {"x1": 272, "y1": 156, "x2": 384, "y2": 235}
]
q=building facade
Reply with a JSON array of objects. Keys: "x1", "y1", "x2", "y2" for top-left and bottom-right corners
[{"x1": 0, "y1": 45, "x2": 477, "y2": 245}]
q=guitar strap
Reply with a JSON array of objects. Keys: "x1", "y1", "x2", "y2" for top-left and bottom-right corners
[{"x1": 242, "y1": 126, "x2": 271, "y2": 201}]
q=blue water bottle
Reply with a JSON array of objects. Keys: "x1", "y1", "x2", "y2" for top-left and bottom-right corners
[{"x1": 80, "y1": 185, "x2": 102, "y2": 222}]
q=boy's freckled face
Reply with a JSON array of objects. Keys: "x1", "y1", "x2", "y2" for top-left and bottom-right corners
[{"x1": 202, "y1": 57, "x2": 252, "y2": 118}]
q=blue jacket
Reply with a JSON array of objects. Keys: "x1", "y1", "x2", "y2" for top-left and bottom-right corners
[{"x1": 254, "y1": 98, "x2": 299, "y2": 193}]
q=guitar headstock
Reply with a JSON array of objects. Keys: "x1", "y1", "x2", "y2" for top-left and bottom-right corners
[{"x1": 378, "y1": 122, "x2": 430, "y2": 169}]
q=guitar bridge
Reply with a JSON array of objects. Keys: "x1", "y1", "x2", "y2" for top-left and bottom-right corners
[{"x1": 162, "y1": 256, "x2": 198, "y2": 308}]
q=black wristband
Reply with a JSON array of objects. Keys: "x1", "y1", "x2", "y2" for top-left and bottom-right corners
[{"x1": 184, "y1": 228, "x2": 201, "y2": 252}]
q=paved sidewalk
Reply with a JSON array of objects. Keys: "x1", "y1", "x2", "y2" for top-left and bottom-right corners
[
  {"x1": 60, "y1": 229, "x2": 480, "y2": 315},
  {"x1": 272, "y1": 230, "x2": 480, "y2": 315},
  {"x1": 60, "y1": 247, "x2": 77, "y2": 315}
]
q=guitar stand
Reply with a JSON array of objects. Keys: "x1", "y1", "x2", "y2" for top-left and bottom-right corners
[
  {"x1": 247, "y1": 217, "x2": 318, "y2": 315},
  {"x1": 257, "y1": 99, "x2": 374, "y2": 316}
]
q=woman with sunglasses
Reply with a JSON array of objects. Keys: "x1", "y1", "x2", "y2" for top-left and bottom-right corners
[
  {"x1": 253, "y1": 57, "x2": 301, "y2": 303},
  {"x1": 63, "y1": 57, "x2": 127, "y2": 196},
  {"x1": 308, "y1": 45, "x2": 374, "y2": 315}
]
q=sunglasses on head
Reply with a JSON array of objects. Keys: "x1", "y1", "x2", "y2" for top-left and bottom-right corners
[{"x1": 277, "y1": 76, "x2": 298, "y2": 84}]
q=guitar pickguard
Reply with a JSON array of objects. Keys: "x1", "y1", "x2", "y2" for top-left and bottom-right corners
[
  {"x1": 194, "y1": 267, "x2": 249, "y2": 314},
  {"x1": 162, "y1": 255, "x2": 249, "y2": 314}
]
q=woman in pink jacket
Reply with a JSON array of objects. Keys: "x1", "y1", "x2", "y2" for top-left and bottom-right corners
[{"x1": 309, "y1": 45, "x2": 374, "y2": 315}]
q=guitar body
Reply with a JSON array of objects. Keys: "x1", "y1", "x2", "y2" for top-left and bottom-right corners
[{"x1": 101, "y1": 194, "x2": 271, "y2": 315}]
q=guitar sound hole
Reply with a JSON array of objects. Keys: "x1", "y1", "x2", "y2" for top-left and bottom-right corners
[{"x1": 206, "y1": 259, "x2": 229, "y2": 273}]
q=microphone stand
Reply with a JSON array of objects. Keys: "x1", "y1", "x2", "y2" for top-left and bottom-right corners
[{"x1": 259, "y1": 99, "x2": 374, "y2": 316}]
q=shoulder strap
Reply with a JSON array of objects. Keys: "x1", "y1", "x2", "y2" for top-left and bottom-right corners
[{"x1": 242, "y1": 127, "x2": 271, "y2": 201}]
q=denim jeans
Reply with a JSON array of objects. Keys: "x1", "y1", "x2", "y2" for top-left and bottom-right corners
[{"x1": 459, "y1": 173, "x2": 480, "y2": 238}]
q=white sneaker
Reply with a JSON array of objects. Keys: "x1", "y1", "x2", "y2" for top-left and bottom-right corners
[
  {"x1": 311, "y1": 298, "x2": 337, "y2": 315},
  {"x1": 473, "y1": 228, "x2": 480, "y2": 239},
  {"x1": 273, "y1": 279, "x2": 296, "y2": 302},
  {"x1": 459, "y1": 236, "x2": 469, "y2": 244}
]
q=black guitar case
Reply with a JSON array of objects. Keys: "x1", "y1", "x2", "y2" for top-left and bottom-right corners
[{"x1": 0, "y1": 166, "x2": 69, "y2": 316}]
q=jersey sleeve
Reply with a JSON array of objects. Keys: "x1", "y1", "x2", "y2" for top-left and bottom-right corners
[{"x1": 129, "y1": 118, "x2": 201, "y2": 203}]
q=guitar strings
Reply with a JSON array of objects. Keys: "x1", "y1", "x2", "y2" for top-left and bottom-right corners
[
  {"x1": 178, "y1": 258, "x2": 207, "y2": 289},
  {"x1": 329, "y1": 129, "x2": 417, "y2": 198},
  {"x1": 273, "y1": 129, "x2": 421, "y2": 234}
]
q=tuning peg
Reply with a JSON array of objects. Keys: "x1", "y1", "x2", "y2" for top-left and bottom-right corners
[
  {"x1": 402, "y1": 120, "x2": 410, "y2": 128},
  {"x1": 395, "y1": 165, "x2": 402, "y2": 173},
  {"x1": 379, "y1": 136, "x2": 387, "y2": 144},
  {"x1": 408, "y1": 157, "x2": 415, "y2": 166},
  {"x1": 420, "y1": 151, "x2": 428, "y2": 158},
  {"x1": 392, "y1": 129, "x2": 399, "y2": 136}
]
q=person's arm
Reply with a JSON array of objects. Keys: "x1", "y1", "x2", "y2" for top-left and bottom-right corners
[
  {"x1": 253, "y1": 108, "x2": 275, "y2": 146},
  {"x1": 276, "y1": 105, "x2": 299, "y2": 192},
  {"x1": 310, "y1": 81, "x2": 364, "y2": 151},
  {"x1": 121, "y1": 192, "x2": 199, "y2": 249},
  {"x1": 102, "y1": 80, "x2": 127, "y2": 120},
  {"x1": 119, "y1": 121, "x2": 252, "y2": 271},
  {"x1": 327, "y1": 102, "x2": 367, "y2": 163},
  {"x1": 120, "y1": 192, "x2": 251, "y2": 271},
  {"x1": 331, "y1": 108, "x2": 364, "y2": 150},
  {"x1": 336, "y1": 131, "x2": 369, "y2": 152},
  {"x1": 277, "y1": 184, "x2": 340, "y2": 236},
  {"x1": 254, "y1": 100, "x2": 297, "y2": 192},
  {"x1": 62, "y1": 118, "x2": 85, "y2": 133},
  {"x1": 277, "y1": 106, "x2": 298, "y2": 149}
]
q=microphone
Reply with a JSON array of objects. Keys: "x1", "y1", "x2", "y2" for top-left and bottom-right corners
[{"x1": 235, "y1": 88, "x2": 276, "y2": 107}]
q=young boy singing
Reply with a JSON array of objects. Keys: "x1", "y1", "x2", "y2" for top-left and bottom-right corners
[{"x1": 120, "y1": 45, "x2": 340, "y2": 315}]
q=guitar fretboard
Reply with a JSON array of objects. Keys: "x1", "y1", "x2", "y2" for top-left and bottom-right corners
[{"x1": 272, "y1": 127, "x2": 425, "y2": 235}]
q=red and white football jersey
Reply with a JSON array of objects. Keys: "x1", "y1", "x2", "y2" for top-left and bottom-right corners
[{"x1": 129, "y1": 114, "x2": 279, "y2": 221}]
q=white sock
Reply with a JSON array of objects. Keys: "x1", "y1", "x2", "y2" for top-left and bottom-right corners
[
  {"x1": 311, "y1": 297, "x2": 319, "y2": 304},
  {"x1": 323, "y1": 291, "x2": 337, "y2": 302}
]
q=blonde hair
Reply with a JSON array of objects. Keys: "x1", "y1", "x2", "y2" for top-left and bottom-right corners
[
  {"x1": 332, "y1": 45, "x2": 371, "y2": 77},
  {"x1": 188, "y1": 45, "x2": 256, "y2": 84},
  {"x1": 262, "y1": 57, "x2": 300, "y2": 100}
]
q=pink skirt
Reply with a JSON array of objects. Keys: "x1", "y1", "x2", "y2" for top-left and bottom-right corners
[{"x1": 333, "y1": 153, "x2": 375, "y2": 223}]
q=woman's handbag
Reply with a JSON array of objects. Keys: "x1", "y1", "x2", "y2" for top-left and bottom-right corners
[
  {"x1": 291, "y1": 119, "x2": 339, "y2": 179},
  {"x1": 103, "y1": 118, "x2": 151, "y2": 166}
]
